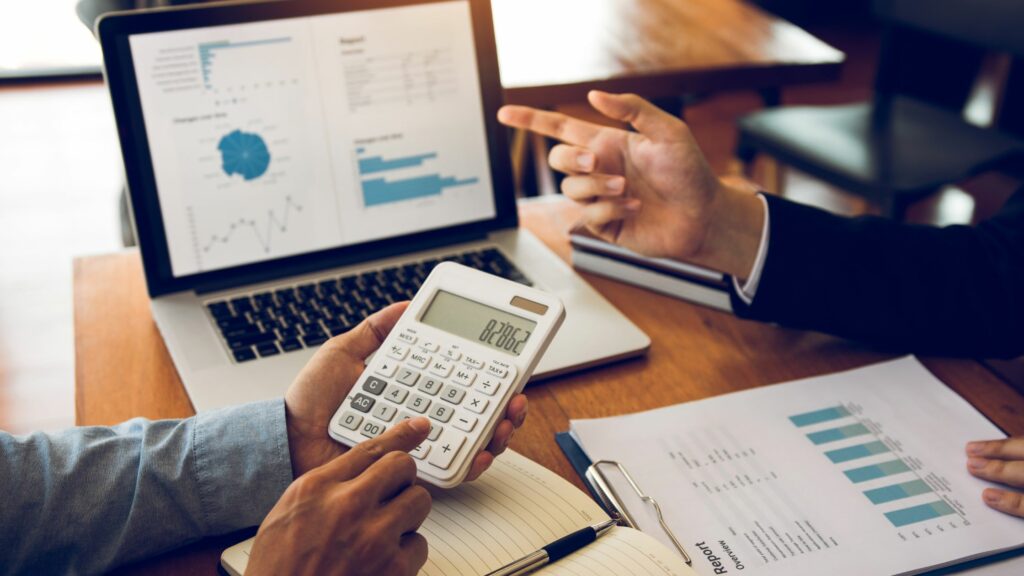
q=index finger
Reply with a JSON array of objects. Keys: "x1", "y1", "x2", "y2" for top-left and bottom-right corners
[
  {"x1": 967, "y1": 438, "x2": 1024, "y2": 460},
  {"x1": 498, "y1": 105, "x2": 602, "y2": 147},
  {"x1": 324, "y1": 417, "x2": 431, "y2": 481}
]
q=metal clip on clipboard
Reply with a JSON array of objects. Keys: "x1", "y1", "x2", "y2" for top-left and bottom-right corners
[{"x1": 585, "y1": 460, "x2": 692, "y2": 565}]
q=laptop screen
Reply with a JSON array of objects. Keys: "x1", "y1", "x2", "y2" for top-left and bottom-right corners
[{"x1": 125, "y1": 1, "x2": 496, "y2": 278}]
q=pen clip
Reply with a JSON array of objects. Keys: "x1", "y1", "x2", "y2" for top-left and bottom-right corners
[{"x1": 585, "y1": 460, "x2": 692, "y2": 565}]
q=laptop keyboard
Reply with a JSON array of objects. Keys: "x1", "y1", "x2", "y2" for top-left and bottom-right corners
[{"x1": 206, "y1": 248, "x2": 532, "y2": 363}]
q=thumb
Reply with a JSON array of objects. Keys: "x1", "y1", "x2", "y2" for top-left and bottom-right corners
[
  {"x1": 324, "y1": 417, "x2": 431, "y2": 481},
  {"x1": 588, "y1": 90, "x2": 681, "y2": 140},
  {"x1": 327, "y1": 301, "x2": 409, "y2": 361}
]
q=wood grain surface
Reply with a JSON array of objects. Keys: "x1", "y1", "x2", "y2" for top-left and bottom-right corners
[
  {"x1": 494, "y1": 0, "x2": 844, "y2": 106},
  {"x1": 76, "y1": 198, "x2": 1024, "y2": 575}
]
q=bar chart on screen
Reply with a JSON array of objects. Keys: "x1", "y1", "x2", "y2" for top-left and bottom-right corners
[
  {"x1": 351, "y1": 134, "x2": 481, "y2": 209},
  {"x1": 790, "y1": 404, "x2": 971, "y2": 539},
  {"x1": 198, "y1": 36, "x2": 301, "y2": 92}
]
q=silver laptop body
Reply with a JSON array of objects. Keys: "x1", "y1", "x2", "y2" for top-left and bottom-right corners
[{"x1": 98, "y1": 0, "x2": 649, "y2": 411}]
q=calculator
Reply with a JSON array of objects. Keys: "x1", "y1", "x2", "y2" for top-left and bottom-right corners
[{"x1": 329, "y1": 262, "x2": 566, "y2": 488}]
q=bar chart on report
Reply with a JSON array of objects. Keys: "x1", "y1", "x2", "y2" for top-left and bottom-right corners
[
  {"x1": 354, "y1": 145, "x2": 479, "y2": 207},
  {"x1": 790, "y1": 405, "x2": 969, "y2": 536}
]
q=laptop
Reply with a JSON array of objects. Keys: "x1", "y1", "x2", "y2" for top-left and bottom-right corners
[{"x1": 97, "y1": 0, "x2": 649, "y2": 412}]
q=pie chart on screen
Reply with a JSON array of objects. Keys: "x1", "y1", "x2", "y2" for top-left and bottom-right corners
[{"x1": 218, "y1": 129, "x2": 271, "y2": 181}]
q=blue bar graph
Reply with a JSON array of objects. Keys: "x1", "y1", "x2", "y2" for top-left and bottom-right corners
[
  {"x1": 844, "y1": 459, "x2": 912, "y2": 483},
  {"x1": 884, "y1": 500, "x2": 956, "y2": 527},
  {"x1": 807, "y1": 423, "x2": 871, "y2": 445},
  {"x1": 825, "y1": 440, "x2": 890, "y2": 463},
  {"x1": 358, "y1": 153, "x2": 438, "y2": 175},
  {"x1": 198, "y1": 37, "x2": 292, "y2": 89},
  {"x1": 362, "y1": 175, "x2": 479, "y2": 206},
  {"x1": 355, "y1": 146, "x2": 480, "y2": 206},
  {"x1": 790, "y1": 405, "x2": 850, "y2": 427},
  {"x1": 864, "y1": 480, "x2": 932, "y2": 504}
]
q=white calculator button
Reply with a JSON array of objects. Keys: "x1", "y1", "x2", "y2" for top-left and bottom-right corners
[
  {"x1": 429, "y1": 404, "x2": 455, "y2": 423},
  {"x1": 465, "y1": 395, "x2": 489, "y2": 414},
  {"x1": 417, "y1": 377, "x2": 442, "y2": 396},
  {"x1": 372, "y1": 404, "x2": 397, "y2": 422},
  {"x1": 439, "y1": 384, "x2": 466, "y2": 405},
  {"x1": 396, "y1": 411, "x2": 415, "y2": 423},
  {"x1": 451, "y1": 368, "x2": 476, "y2": 387},
  {"x1": 406, "y1": 394, "x2": 431, "y2": 414},
  {"x1": 375, "y1": 361, "x2": 399, "y2": 378},
  {"x1": 397, "y1": 332, "x2": 417, "y2": 345},
  {"x1": 462, "y1": 356, "x2": 485, "y2": 370},
  {"x1": 429, "y1": 359, "x2": 454, "y2": 378},
  {"x1": 360, "y1": 421, "x2": 386, "y2": 438},
  {"x1": 386, "y1": 343, "x2": 410, "y2": 361},
  {"x1": 428, "y1": 430, "x2": 466, "y2": 470},
  {"x1": 385, "y1": 386, "x2": 409, "y2": 405},
  {"x1": 420, "y1": 341, "x2": 440, "y2": 353},
  {"x1": 485, "y1": 363, "x2": 509, "y2": 380},
  {"x1": 452, "y1": 415, "x2": 477, "y2": 433},
  {"x1": 411, "y1": 442, "x2": 430, "y2": 460},
  {"x1": 337, "y1": 411, "x2": 363, "y2": 430},
  {"x1": 428, "y1": 422, "x2": 443, "y2": 441},
  {"x1": 397, "y1": 368, "x2": 420, "y2": 387},
  {"x1": 443, "y1": 346, "x2": 462, "y2": 361},
  {"x1": 476, "y1": 377, "x2": 502, "y2": 397},
  {"x1": 408, "y1": 351, "x2": 431, "y2": 369}
]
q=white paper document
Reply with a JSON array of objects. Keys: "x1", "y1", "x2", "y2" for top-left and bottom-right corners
[{"x1": 570, "y1": 357, "x2": 1024, "y2": 576}]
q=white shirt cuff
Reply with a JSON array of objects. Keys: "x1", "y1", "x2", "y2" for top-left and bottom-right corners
[{"x1": 732, "y1": 193, "x2": 770, "y2": 305}]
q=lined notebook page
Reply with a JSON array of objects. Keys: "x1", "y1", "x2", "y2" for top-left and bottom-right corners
[
  {"x1": 222, "y1": 451, "x2": 695, "y2": 575},
  {"x1": 220, "y1": 450, "x2": 609, "y2": 575},
  {"x1": 419, "y1": 450, "x2": 607, "y2": 575},
  {"x1": 537, "y1": 526, "x2": 696, "y2": 576}
]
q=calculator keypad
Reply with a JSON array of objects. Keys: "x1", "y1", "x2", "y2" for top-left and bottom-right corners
[{"x1": 337, "y1": 327, "x2": 517, "y2": 479}]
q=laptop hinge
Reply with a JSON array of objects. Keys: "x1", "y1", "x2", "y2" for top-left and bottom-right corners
[{"x1": 191, "y1": 229, "x2": 490, "y2": 296}]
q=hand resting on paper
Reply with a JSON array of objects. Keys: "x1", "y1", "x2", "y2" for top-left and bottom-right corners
[{"x1": 967, "y1": 437, "x2": 1024, "y2": 518}]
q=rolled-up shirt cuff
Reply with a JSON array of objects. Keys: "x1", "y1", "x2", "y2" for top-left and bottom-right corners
[
  {"x1": 193, "y1": 398, "x2": 293, "y2": 534},
  {"x1": 731, "y1": 193, "x2": 770, "y2": 305}
]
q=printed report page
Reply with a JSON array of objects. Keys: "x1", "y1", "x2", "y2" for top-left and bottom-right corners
[
  {"x1": 128, "y1": 1, "x2": 495, "y2": 277},
  {"x1": 570, "y1": 357, "x2": 1024, "y2": 576}
]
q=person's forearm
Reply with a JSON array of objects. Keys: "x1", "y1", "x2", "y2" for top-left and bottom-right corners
[
  {"x1": 734, "y1": 191, "x2": 1024, "y2": 358},
  {"x1": 0, "y1": 400, "x2": 293, "y2": 575},
  {"x1": 687, "y1": 179, "x2": 765, "y2": 281}
]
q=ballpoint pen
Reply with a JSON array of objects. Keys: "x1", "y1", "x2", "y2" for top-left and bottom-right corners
[{"x1": 484, "y1": 517, "x2": 619, "y2": 576}]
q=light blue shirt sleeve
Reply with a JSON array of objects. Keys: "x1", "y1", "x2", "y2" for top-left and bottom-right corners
[{"x1": 0, "y1": 399, "x2": 294, "y2": 576}]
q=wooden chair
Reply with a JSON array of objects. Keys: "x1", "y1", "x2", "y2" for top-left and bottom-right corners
[{"x1": 734, "y1": 0, "x2": 1024, "y2": 219}]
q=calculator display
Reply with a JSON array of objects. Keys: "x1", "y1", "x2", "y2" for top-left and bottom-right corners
[{"x1": 420, "y1": 290, "x2": 537, "y2": 356}]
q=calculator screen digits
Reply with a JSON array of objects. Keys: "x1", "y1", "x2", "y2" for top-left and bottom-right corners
[{"x1": 420, "y1": 290, "x2": 537, "y2": 356}]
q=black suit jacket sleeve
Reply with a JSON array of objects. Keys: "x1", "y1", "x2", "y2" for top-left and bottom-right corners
[{"x1": 731, "y1": 189, "x2": 1024, "y2": 358}]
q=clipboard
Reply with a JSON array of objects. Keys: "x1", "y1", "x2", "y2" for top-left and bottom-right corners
[{"x1": 555, "y1": 432, "x2": 692, "y2": 564}]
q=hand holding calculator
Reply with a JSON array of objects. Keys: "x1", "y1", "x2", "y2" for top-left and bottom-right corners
[{"x1": 329, "y1": 262, "x2": 566, "y2": 488}]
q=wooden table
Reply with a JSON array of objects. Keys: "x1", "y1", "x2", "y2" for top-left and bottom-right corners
[
  {"x1": 494, "y1": 0, "x2": 845, "y2": 107},
  {"x1": 75, "y1": 198, "x2": 1023, "y2": 575}
]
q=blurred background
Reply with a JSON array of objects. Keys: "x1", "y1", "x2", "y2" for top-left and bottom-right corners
[{"x1": 2, "y1": 0, "x2": 1021, "y2": 433}]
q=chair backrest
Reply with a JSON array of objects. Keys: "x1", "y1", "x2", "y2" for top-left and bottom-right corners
[
  {"x1": 871, "y1": 0, "x2": 1024, "y2": 115},
  {"x1": 874, "y1": 0, "x2": 1024, "y2": 57},
  {"x1": 999, "y1": 59, "x2": 1024, "y2": 137}
]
